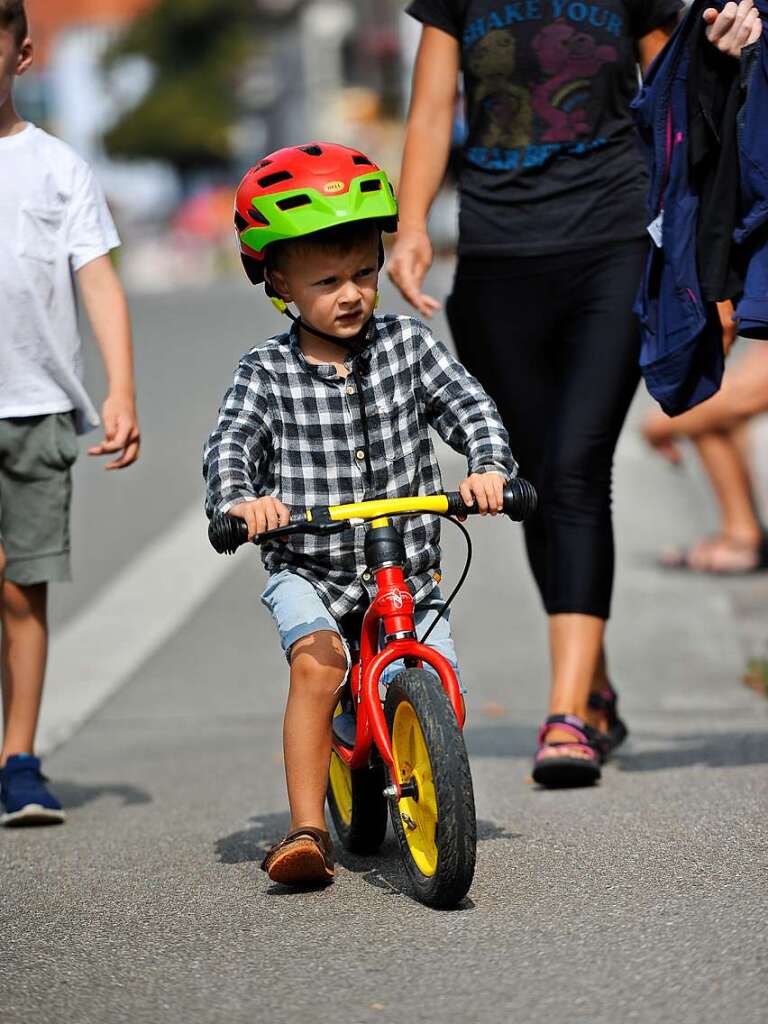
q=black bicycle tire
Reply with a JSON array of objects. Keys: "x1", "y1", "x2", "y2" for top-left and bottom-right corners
[
  {"x1": 327, "y1": 756, "x2": 388, "y2": 855},
  {"x1": 384, "y1": 669, "x2": 476, "y2": 908}
]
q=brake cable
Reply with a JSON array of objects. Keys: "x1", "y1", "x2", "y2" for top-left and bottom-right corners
[{"x1": 419, "y1": 513, "x2": 473, "y2": 645}]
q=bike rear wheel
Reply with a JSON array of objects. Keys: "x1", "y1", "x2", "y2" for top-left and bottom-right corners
[
  {"x1": 384, "y1": 669, "x2": 476, "y2": 908},
  {"x1": 327, "y1": 715, "x2": 388, "y2": 854}
]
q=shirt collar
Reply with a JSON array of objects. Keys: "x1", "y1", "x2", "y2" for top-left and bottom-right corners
[{"x1": 286, "y1": 317, "x2": 377, "y2": 378}]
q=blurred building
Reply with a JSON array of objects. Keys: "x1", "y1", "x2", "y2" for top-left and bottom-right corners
[
  {"x1": 242, "y1": 0, "x2": 407, "y2": 169},
  {"x1": 26, "y1": 0, "x2": 157, "y2": 65}
]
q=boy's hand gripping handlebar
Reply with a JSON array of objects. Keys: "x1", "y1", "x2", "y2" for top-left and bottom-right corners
[{"x1": 208, "y1": 478, "x2": 537, "y2": 554}]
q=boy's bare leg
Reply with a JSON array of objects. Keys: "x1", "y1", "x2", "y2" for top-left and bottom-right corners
[
  {"x1": 283, "y1": 630, "x2": 347, "y2": 831},
  {"x1": 0, "y1": 571, "x2": 48, "y2": 766}
]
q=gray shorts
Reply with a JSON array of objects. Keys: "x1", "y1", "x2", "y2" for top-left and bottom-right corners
[
  {"x1": 261, "y1": 569, "x2": 462, "y2": 688},
  {"x1": 0, "y1": 413, "x2": 78, "y2": 585}
]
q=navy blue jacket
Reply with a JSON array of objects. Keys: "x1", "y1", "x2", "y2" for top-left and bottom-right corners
[
  {"x1": 632, "y1": 1, "x2": 767, "y2": 415},
  {"x1": 734, "y1": 5, "x2": 768, "y2": 339}
]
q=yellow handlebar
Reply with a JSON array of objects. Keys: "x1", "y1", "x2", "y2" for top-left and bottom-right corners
[
  {"x1": 208, "y1": 481, "x2": 536, "y2": 555},
  {"x1": 321, "y1": 495, "x2": 450, "y2": 523}
]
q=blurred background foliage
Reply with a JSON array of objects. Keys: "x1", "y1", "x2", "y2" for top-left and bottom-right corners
[
  {"x1": 102, "y1": 0, "x2": 259, "y2": 171},
  {"x1": 18, "y1": 1, "x2": 445, "y2": 289}
]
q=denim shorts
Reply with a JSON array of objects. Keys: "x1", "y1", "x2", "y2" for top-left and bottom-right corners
[{"x1": 261, "y1": 569, "x2": 461, "y2": 687}]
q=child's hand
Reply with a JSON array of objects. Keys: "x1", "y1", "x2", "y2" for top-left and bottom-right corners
[
  {"x1": 641, "y1": 407, "x2": 682, "y2": 466},
  {"x1": 230, "y1": 496, "x2": 290, "y2": 540},
  {"x1": 88, "y1": 394, "x2": 140, "y2": 469},
  {"x1": 458, "y1": 472, "x2": 506, "y2": 516}
]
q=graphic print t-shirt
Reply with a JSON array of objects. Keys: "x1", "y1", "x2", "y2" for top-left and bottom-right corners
[{"x1": 407, "y1": 0, "x2": 682, "y2": 255}]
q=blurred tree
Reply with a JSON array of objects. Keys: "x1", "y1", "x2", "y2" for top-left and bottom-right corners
[{"x1": 102, "y1": 0, "x2": 260, "y2": 174}]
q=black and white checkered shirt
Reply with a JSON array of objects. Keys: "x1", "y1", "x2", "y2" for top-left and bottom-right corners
[{"x1": 204, "y1": 313, "x2": 517, "y2": 619}]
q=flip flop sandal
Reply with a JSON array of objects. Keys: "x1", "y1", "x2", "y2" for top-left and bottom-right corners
[
  {"x1": 531, "y1": 714, "x2": 602, "y2": 788},
  {"x1": 261, "y1": 826, "x2": 335, "y2": 886},
  {"x1": 658, "y1": 533, "x2": 768, "y2": 575},
  {"x1": 588, "y1": 683, "x2": 628, "y2": 760},
  {"x1": 657, "y1": 535, "x2": 721, "y2": 570}
]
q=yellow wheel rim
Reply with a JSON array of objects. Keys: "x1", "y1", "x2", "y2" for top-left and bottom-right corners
[
  {"x1": 391, "y1": 700, "x2": 439, "y2": 877},
  {"x1": 329, "y1": 705, "x2": 352, "y2": 825}
]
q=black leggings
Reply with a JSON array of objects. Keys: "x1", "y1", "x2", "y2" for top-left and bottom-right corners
[{"x1": 447, "y1": 240, "x2": 646, "y2": 620}]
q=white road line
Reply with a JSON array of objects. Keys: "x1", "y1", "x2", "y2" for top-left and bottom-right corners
[{"x1": 37, "y1": 509, "x2": 240, "y2": 754}]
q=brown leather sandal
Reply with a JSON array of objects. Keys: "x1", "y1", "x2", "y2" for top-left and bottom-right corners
[{"x1": 261, "y1": 827, "x2": 335, "y2": 886}]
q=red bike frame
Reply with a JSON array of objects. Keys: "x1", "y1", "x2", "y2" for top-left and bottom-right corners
[{"x1": 332, "y1": 560, "x2": 464, "y2": 793}]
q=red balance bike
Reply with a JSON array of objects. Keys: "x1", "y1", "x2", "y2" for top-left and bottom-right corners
[{"x1": 209, "y1": 479, "x2": 536, "y2": 907}]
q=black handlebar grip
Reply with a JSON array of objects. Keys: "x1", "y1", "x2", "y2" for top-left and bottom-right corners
[
  {"x1": 445, "y1": 478, "x2": 537, "y2": 521},
  {"x1": 503, "y1": 477, "x2": 537, "y2": 521},
  {"x1": 445, "y1": 491, "x2": 478, "y2": 516},
  {"x1": 208, "y1": 514, "x2": 249, "y2": 554}
]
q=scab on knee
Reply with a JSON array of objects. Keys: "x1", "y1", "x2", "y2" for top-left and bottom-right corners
[{"x1": 289, "y1": 630, "x2": 348, "y2": 701}]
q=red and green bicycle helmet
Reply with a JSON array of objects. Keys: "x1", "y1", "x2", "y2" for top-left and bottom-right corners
[{"x1": 234, "y1": 142, "x2": 398, "y2": 286}]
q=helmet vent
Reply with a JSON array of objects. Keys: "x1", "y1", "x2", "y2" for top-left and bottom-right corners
[
  {"x1": 352, "y1": 155, "x2": 373, "y2": 166},
  {"x1": 259, "y1": 170, "x2": 293, "y2": 188},
  {"x1": 299, "y1": 145, "x2": 323, "y2": 156},
  {"x1": 256, "y1": 159, "x2": 272, "y2": 169},
  {"x1": 249, "y1": 208, "x2": 269, "y2": 225},
  {"x1": 276, "y1": 194, "x2": 311, "y2": 211},
  {"x1": 234, "y1": 211, "x2": 249, "y2": 232},
  {"x1": 359, "y1": 179, "x2": 382, "y2": 193}
]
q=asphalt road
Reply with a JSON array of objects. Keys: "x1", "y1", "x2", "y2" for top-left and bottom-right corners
[{"x1": 2, "y1": 270, "x2": 767, "y2": 1024}]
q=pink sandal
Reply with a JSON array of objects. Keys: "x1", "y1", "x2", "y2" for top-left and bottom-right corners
[{"x1": 532, "y1": 714, "x2": 602, "y2": 788}]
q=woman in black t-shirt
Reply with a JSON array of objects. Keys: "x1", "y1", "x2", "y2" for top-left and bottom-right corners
[{"x1": 390, "y1": 0, "x2": 683, "y2": 787}]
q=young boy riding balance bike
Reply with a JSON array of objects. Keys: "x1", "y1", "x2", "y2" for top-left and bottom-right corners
[{"x1": 203, "y1": 143, "x2": 518, "y2": 891}]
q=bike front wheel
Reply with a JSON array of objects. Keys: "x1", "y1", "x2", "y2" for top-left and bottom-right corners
[{"x1": 384, "y1": 669, "x2": 476, "y2": 908}]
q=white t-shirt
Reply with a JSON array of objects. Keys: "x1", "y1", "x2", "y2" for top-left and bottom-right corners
[{"x1": 0, "y1": 124, "x2": 120, "y2": 433}]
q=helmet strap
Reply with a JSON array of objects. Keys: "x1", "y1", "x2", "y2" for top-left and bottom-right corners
[{"x1": 272, "y1": 300, "x2": 372, "y2": 353}]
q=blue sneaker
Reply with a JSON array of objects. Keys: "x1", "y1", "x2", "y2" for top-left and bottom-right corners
[{"x1": 0, "y1": 754, "x2": 65, "y2": 826}]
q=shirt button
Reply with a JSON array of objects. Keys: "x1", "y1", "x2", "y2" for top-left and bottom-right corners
[
  {"x1": 356, "y1": 449, "x2": 365, "y2": 461},
  {"x1": 346, "y1": 384, "x2": 355, "y2": 396}
]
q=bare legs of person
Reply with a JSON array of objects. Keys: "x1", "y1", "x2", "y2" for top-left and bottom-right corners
[
  {"x1": 261, "y1": 629, "x2": 346, "y2": 885},
  {"x1": 532, "y1": 613, "x2": 618, "y2": 788},
  {"x1": 0, "y1": 547, "x2": 48, "y2": 766},
  {"x1": 283, "y1": 630, "x2": 347, "y2": 831},
  {"x1": 642, "y1": 344, "x2": 768, "y2": 572},
  {"x1": 543, "y1": 614, "x2": 608, "y2": 748}
]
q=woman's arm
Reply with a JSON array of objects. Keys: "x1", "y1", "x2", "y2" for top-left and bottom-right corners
[
  {"x1": 387, "y1": 25, "x2": 460, "y2": 317},
  {"x1": 638, "y1": 21, "x2": 678, "y2": 74}
]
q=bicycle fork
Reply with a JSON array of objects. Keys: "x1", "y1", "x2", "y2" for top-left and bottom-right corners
[{"x1": 355, "y1": 517, "x2": 464, "y2": 799}]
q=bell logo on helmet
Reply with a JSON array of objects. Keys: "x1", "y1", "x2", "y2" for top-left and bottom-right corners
[{"x1": 323, "y1": 181, "x2": 345, "y2": 194}]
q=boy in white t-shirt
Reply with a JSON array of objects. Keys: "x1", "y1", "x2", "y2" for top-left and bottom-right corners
[{"x1": 0, "y1": 1, "x2": 140, "y2": 825}]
